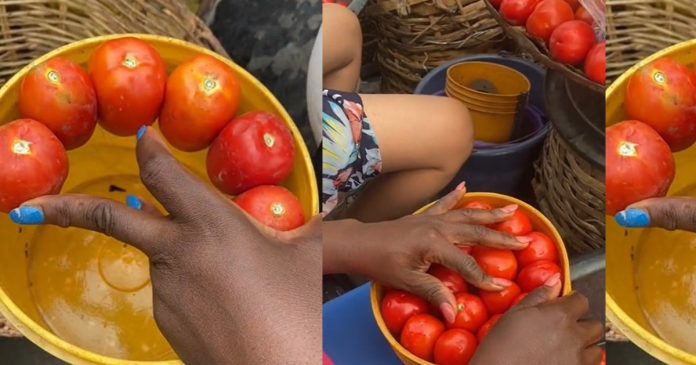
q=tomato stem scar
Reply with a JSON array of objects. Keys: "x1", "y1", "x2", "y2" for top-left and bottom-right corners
[
  {"x1": 263, "y1": 133, "x2": 275, "y2": 148},
  {"x1": 46, "y1": 70, "x2": 60, "y2": 84},
  {"x1": 122, "y1": 54, "x2": 138, "y2": 69},
  {"x1": 653, "y1": 71, "x2": 666, "y2": 85},
  {"x1": 618, "y1": 141, "x2": 638, "y2": 157},
  {"x1": 270, "y1": 203, "x2": 285, "y2": 217},
  {"x1": 12, "y1": 140, "x2": 32, "y2": 155},
  {"x1": 200, "y1": 76, "x2": 219, "y2": 95}
]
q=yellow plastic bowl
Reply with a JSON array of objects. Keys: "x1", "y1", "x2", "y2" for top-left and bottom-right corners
[
  {"x1": 606, "y1": 39, "x2": 696, "y2": 365},
  {"x1": 445, "y1": 90, "x2": 517, "y2": 143},
  {"x1": 445, "y1": 82, "x2": 523, "y2": 109},
  {"x1": 446, "y1": 62, "x2": 530, "y2": 100},
  {"x1": 0, "y1": 34, "x2": 318, "y2": 365},
  {"x1": 370, "y1": 192, "x2": 572, "y2": 365}
]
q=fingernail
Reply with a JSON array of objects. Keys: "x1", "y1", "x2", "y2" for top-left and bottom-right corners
[
  {"x1": 500, "y1": 204, "x2": 518, "y2": 213},
  {"x1": 440, "y1": 303, "x2": 456, "y2": 324},
  {"x1": 136, "y1": 126, "x2": 147, "y2": 141},
  {"x1": 125, "y1": 195, "x2": 142, "y2": 210},
  {"x1": 544, "y1": 273, "x2": 561, "y2": 287},
  {"x1": 615, "y1": 209, "x2": 650, "y2": 228},
  {"x1": 516, "y1": 235, "x2": 532, "y2": 243},
  {"x1": 491, "y1": 277, "x2": 512, "y2": 288},
  {"x1": 455, "y1": 182, "x2": 466, "y2": 191},
  {"x1": 9, "y1": 206, "x2": 44, "y2": 225}
]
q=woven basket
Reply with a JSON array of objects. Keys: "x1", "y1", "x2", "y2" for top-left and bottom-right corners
[
  {"x1": 0, "y1": 0, "x2": 225, "y2": 337},
  {"x1": 363, "y1": 0, "x2": 506, "y2": 93},
  {"x1": 606, "y1": 0, "x2": 696, "y2": 83}
]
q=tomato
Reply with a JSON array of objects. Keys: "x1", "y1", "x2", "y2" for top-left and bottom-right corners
[
  {"x1": 493, "y1": 210, "x2": 532, "y2": 236},
  {"x1": 381, "y1": 290, "x2": 429, "y2": 336},
  {"x1": 549, "y1": 20, "x2": 596, "y2": 66},
  {"x1": 515, "y1": 231, "x2": 558, "y2": 267},
  {"x1": 433, "y1": 329, "x2": 478, "y2": 365},
  {"x1": 450, "y1": 293, "x2": 488, "y2": 332},
  {"x1": 575, "y1": 6, "x2": 593, "y2": 23},
  {"x1": 234, "y1": 185, "x2": 304, "y2": 231},
  {"x1": 525, "y1": 0, "x2": 574, "y2": 42},
  {"x1": 584, "y1": 42, "x2": 606, "y2": 84},
  {"x1": 517, "y1": 260, "x2": 562, "y2": 292},
  {"x1": 477, "y1": 314, "x2": 502, "y2": 343},
  {"x1": 159, "y1": 55, "x2": 241, "y2": 151},
  {"x1": 88, "y1": 37, "x2": 166, "y2": 136},
  {"x1": 563, "y1": 0, "x2": 579, "y2": 9},
  {"x1": 624, "y1": 57, "x2": 696, "y2": 151},
  {"x1": 600, "y1": 349, "x2": 606, "y2": 365},
  {"x1": 500, "y1": 0, "x2": 541, "y2": 26},
  {"x1": 400, "y1": 314, "x2": 445, "y2": 362},
  {"x1": 463, "y1": 201, "x2": 493, "y2": 210},
  {"x1": 428, "y1": 264, "x2": 468, "y2": 294},
  {"x1": 510, "y1": 292, "x2": 528, "y2": 307},
  {"x1": 479, "y1": 280, "x2": 521, "y2": 314},
  {"x1": 207, "y1": 112, "x2": 295, "y2": 195},
  {"x1": 471, "y1": 247, "x2": 518, "y2": 280},
  {"x1": 489, "y1": 0, "x2": 503, "y2": 8},
  {"x1": 19, "y1": 57, "x2": 97, "y2": 150},
  {"x1": 605, "y1": 120, "x2": 675, "y2": 215},
  {"x1": 0, "y1": 119, "x2": 69, "y2": 213}
]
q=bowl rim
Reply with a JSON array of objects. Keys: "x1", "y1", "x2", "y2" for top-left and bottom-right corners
[
  {"x1": 0, "y1": 33, "x2": 318, "y2": 365},
  {"x1": 446, "y1": 61, "x2": 531, "y2": 98},
  {"x1": 606, "y1": 38, "x2": 696, "y2": 365}
]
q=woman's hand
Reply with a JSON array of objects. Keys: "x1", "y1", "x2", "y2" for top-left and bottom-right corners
[
  {"x1": 615, "y1": 197, "x2": 696, "y2": 231},
  {"x1": 9, "y1": 127, "x2": 321, "y2": 365},
  {"x1": 471, "y1": 274, "x2": 603, "y2": 365},
  {"x1": 324, "y1": 185, "x2": 530, "y2": 323}
]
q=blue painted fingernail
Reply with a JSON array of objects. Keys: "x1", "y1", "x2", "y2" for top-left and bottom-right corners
[
  {"x1": 136, "y1": 126, "x2": 147, "y2": 141},
  {"x1": 9, "y1": 206, "x2": 44, "y2": 225},
  {"x1": 615, "y1": 209, "x2": 650, "y2": 228},
  {"x1": 125, "y1": 195, "x2": 142, "y2": 210}
]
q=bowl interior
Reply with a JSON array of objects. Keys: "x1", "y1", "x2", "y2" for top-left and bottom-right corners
[{"x1": 447, "y1": 62, "x2": 530, "y2": 97}]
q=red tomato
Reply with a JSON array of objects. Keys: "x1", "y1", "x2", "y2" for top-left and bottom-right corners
[
  {"x1": 525, "y1": 0, "x2": 574, "y2": 42},
  {"x1": 493, "y1": 210, "x2": 532, "y2": 236},
  {"x1": 381, "y1": 290, "x2": 429, "y2": 336},
  {"x1": 400, "y1": 314, "x2": 445, "y2": 362},
  {"x1": 234, "y1": 185, "x2": 304, "y2": 231},
  {"x1": 563, "y1": 0, "x2": 579, "y2": 9},
  {"x1": 428, "y1": 264, "x2": 468, "y2": 294},
  {"x1": 605, "y1": 120, "x2": 675, "y2": 215},
  {"x1": 0, "y1": 119, "x2": 69, "y2": 213},
  {"x1": 471, "y1": 247, "x2": 518, "y2": 280},
  {"x1": 500, "y1": 0, "x2": 541, "y2": 25},
  {"x1": 584, "y1": 42, "x2": 606, "y2": 84},
  {"x1": 88, "y1": 37, "x2": 166, "y2": 136},
  {"x1": 479, "y1": 280, "x2": 521, "y2": 314},
  {"x1": 517, "y1": 260, "x2": 562, "y2": 292},
  {"x1": 463, "y1": 201, "x2": 493, "y2": 210},
  {"x1": 450, "y1": 293, "x2": 488, "y2": 332},
  {"x1": 207, "y1": 112, "x2": 295, "y2": 195},
  {"x1": 489, "y1": 0, "x2": 503, "y2": 8},
  {"x1": 477, "y1": 314, "x2": 502, "y2": 343},
  {"x1": 510, "y1": 292, "x2": 528, "y2": 307},
  {"x1": 575, "y1": 6, "x2": 593, "y2": 23},
  {"x1": 433, "y1": 329, "x2": 478, "y2": 365},
  {"x1": 549, "y1": 20, "x2": 596, "y2": 66},
  {"x1": 159, "y1": 55, "x2": 241, "y2": 151},
  {"x1": 624, "y1": 57, "x2": 696, "y2": 151},
  {"x1": 515, "y1": 231, "x2": 558, "y2": 267},
  {"x1": 19, "y1": 57, "x2": 97, "y2": 150}
]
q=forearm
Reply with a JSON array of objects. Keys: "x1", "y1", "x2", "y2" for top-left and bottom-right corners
[{"x1": 323, "y1": 219, "x2": 367, "y2": 275}]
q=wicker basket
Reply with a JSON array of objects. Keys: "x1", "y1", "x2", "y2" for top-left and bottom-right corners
[
  {"x1": 363, "y1": 0, "x2": 506, "y2": 93},
  {"x1": 606, "y1": 0, "x2": 696, "y2": 83},
  {"x1": 0, "y1": 0, "x2": 225, "y2": 337}
]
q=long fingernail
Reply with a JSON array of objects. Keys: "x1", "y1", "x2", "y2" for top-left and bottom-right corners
[
  {"x1": 136, "y1": 126, "x2": 147, "y2": 141},
  {"x1": 500, "y1": 204, "x2": 518, "y2": 213},
  {"x1": 544, "y1": 273, "x2": 561, "y2": 287},
  {"x1": 516, "y1": 235, "x2": 532, "y2": 243},
  {"x1": 125, "y1": 195, "x2": 142, "y2": 210},
  {"x1": 491, "y1": 277, "x2": 511, "y2": 289},
  {"x1": 455, "y1": 182, "x2": 466, "y2": 191},
  {"x1": 440, "y1": 303, "x2": 456, "y2": 324},
  {"x1": 615, "y1": 209, "x2": 650, "y2": 228},
  {"x1": 9, "y1": 206, "x2": 44, "y2": 225}
]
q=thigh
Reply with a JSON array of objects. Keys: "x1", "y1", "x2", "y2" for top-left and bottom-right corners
[{"x1": 322, "y1": 4, "x2": 362, "y2": 91}]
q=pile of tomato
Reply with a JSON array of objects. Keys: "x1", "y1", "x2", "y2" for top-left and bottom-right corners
[
  {"x1": 380, "y1": 202, "x2": 562, "y2": 365},
  {"x1": 491, "y1": 0, "x2": 605, "y2": 84},
  {"x1": 0, "y1": 37, "x2": 304, "y2": 231},
  {"x1": 606, "y1": 57, "x2": 696, "y2": 215}
]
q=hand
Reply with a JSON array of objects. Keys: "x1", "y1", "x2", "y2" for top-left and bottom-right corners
[
  {"x1": 615, "y1": 197, "x2": 696, "y2": 231},
  {"x1": 471, "y1": 274, "x2": 603, "y2": 365},
  {"x1": 8, "y1": 127, "x2": 321, "y2": 365},
  {"x1": 324, "y1": 184, "x2": 530, "y2": 323}
]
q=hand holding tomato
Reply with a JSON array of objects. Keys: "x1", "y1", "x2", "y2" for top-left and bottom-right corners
[{"x1": 615, "y1": 197, "x2": 696, "y2": 232}]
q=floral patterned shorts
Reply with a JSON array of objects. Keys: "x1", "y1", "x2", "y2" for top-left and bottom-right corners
[{"x1": 322, "y1": 89, "x2": 382, "y2": 216}]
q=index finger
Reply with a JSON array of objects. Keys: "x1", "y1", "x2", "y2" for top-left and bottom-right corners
[{"x1": 616, "y1": 197, "x2": 696, "y2": 231}]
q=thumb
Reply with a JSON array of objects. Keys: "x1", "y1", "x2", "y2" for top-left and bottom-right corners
[
  {"x1": 405, "y1": 272, "x2": 457, "y2": 325},
  {"x1": 512, "y1": 273, "x2": 562, "y2": 310},
  {"x1": 615, "y1": 197, "x2": 696, "y2": 231},
  {"x1": 425, "y1": 182, "x2": 466, "y2": 216}
]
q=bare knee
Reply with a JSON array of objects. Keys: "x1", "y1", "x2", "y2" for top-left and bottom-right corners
[
  {"x1": 323, "y1": 4, "x2": 362, "y2": 75},
  {"x1": 435, "y1": 98, "x2": 474, "y2": 176}
]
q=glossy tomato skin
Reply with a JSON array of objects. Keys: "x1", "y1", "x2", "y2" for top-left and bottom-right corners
[
  {"x1": 515, "y1": 231, "x2": 558, "y2": 267},
  {"x1": 605, "y1": 120, "x2": 675, "y2": 215},
  {"x1": 584, "y1": 42, "x2": 606, "y2": 84},
  {"x1": 517, "y1": 260, "x2": 562, "y2": 292},
  {"x1": 479, "y1": 280, "x2": 521, "y2": 314},
  {"x1": 477, "y1": 314, "x2": 502, "y2": 343},
  {"x1": 549, "y1": 20, "x2": 596, "y2": 65},
  {"x1": 207, "y1": 112, "x2": 295, "y2": 195},
  {"x1": 428, "y1": 264, "x2": 468, "y2": 294},
  {"x1": 234, "y1": 185, "x2": 304, "y2": 231},
  {"x1": 471, "y1": 247, "x2": 518, "y2": 280},
  {"x1": 159, "y1": 55, "x2": 241, "y2": 151},
  {"x1": 493, "y1": 210, "x2": 532, "y2": 236},
  {"x1": 89, "y1": 37, "x2": 166, "y2": 136},
  {"x1": 433, "y1": 329, "x2": 478, "y2": 365},
  {"x1": 500, "y1": 0, "x2": 541, "y2": 25},
  {"x1": 624, "y1": 58, "x2": 696, "y2": 151},
  {"x1": 0, "y1": 119, "x2": 69, "y2": 213},
  {"x1": 19, "y1": 57, "x2": 97, "y2": 150},
  {"x1": 463, "y1": 201, "x2": 493, "y2": 210},
  {"x1": 450, "y1": 293, "x2": 488, "y2": 332},
  {"x1": 575, "y1": 6, "x2": 593, "y2": 23},
  {"x1": 525, "y1": 0, "x2": 574, "y2": 42},
  {"x1": 381, "y1": 290, "x2": 429, "y2": 336},
  {"x1": 400, "y1": 314, "x2": 445, "y2": 362}
]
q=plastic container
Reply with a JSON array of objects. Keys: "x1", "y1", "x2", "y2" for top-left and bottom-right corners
[
  {"x1": 0, "y1": 34, "x2": 318, "y2": 365},
  {"x1": 370, "y1": 192, "x2": 572, "y2": 365},
  {"x1": 606, "y1": 39, "x2": 696, "y2": 365}
]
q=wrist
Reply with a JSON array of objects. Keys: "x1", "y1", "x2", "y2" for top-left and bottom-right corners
[{"x1": 323, "y1": 219, "x2": 369, "y2": 275}]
